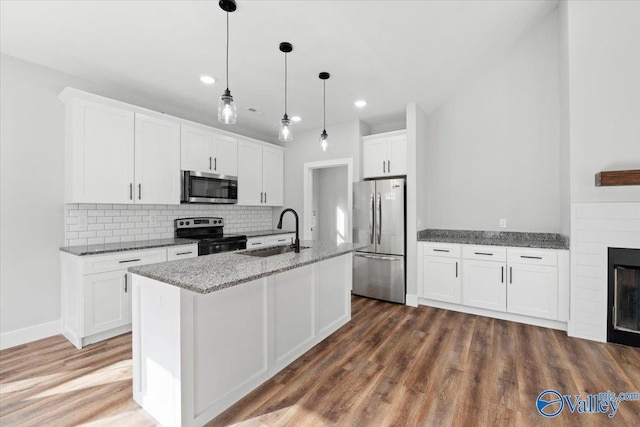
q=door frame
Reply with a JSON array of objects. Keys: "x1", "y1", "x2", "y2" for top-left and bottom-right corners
[{"x1": 302, "y1": 158, "x2": 353, "y2": 242}]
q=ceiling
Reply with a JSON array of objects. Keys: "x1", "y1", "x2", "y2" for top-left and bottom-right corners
[{"x1": 0, "y1": 0, "x2": 558, "y2": 140}]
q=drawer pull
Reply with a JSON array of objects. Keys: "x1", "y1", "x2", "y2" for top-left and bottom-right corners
[
  {"x1": 277, "y1": 239, "x2": 287, "y2": 242},
  {"x1": 251, "y1": 242, "x2": 261, "y2": 246},
  {"x1": 520, "y1": 255, "x2": 542, "y2": 260},
  {"x1": 474, "y1": 252, "x2": 493, "y2": 256},
  {"x1": 176, "y1": 251, "x2": 192, "y2": 256},
  {"x1": 119, "y1": 258, "x2": 141, "y2": 263},
  {"x1": 433, "y1": 249, "x2": 450, "y2": 253}
]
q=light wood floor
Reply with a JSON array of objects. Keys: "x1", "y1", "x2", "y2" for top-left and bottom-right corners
[{"x1": 1, "y1": 296, "x2": 639, "y2": 426}]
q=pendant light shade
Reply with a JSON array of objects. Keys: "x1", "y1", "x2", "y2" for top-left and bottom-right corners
[
  {"x1": 319, "y1": 72, "x2": 330, "y2": 151},
  {"x1": 218, "y1": 0, "x2": 238, "y2": 125},
  {"x1": 279, "y1": 42, "x2": 293, "y2": 142}
]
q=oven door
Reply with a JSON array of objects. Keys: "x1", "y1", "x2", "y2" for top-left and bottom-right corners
[
  {"x1": 198, "y1": 238, "x2": 247, "y2": 255},
  {"x1": 182, "y1": 171, "x2": 237, "y2": 204}
]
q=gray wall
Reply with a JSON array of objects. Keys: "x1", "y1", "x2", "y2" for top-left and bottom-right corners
[
  {"x1": 313, "y1": 166, "x2": 349, "y2": 244},
  {"x1": 419, "y1": 10, "x2": 564, "y2": 233}
]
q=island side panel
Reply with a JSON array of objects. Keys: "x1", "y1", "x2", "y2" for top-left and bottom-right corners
[{"x1": 315, "y1": 254, "x2": 352, "y2": 340}]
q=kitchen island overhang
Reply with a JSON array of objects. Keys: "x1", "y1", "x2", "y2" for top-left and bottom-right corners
[{"x1": 129, "y1": 241, "x2": 363, "y2": 427}]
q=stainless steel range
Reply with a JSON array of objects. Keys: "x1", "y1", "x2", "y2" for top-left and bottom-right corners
[{"x1": 175, "y1": 217, "x2": 246, "y2": 255}]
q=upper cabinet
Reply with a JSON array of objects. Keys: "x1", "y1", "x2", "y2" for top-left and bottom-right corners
[
  {"x1": 62, "y1": 93, "x2": 180, "y2": 204},
  {"x1": 181, "y1": 124, "x2": 237, "y2": 176},
  {"x1": 362, "y1": 130, "x2": 407, "y2": 179},
  {"x1": 237, "y1": 139, "x2": 284, "y2": 206}
]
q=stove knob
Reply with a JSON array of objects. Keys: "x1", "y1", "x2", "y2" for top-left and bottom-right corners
[
  {"x1": 179, "y1": 221, "x2": 184, "y2": 226},
  {"x1": 186, "y1": 221, "x2": 190, "y2": 225}
]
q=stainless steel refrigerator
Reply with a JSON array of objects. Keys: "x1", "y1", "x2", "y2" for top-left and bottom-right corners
[{"x1": 353, "y1": 178, "x2": 405, "y2": 303}]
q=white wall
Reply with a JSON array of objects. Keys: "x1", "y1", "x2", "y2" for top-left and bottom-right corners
[
  {"x1": 276, "y1": 120, "x2": 363, "y2": 233},
  {"x1": 0, "y1": 54, "x2": 272, "y2": 341},
  {"x1": 312, "y1": 166, "x2": 348, "y2": 244},
  {"x1": 420, "y1": 9, "x2": 564, "y2": 233},
  {"x1": 567, "y1": 0, "x2": 640, "y2": 203}
]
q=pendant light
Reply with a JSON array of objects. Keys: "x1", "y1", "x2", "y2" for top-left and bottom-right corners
[
  {"x1": 279, "y1": 42, "x2": 293, "y2": 142},
  {"x1": 218, "y1": 0, "x2": 237, "y2": 124},
  {"x1": 319, "y1": 72, "x2": 330, "y2": 151}
]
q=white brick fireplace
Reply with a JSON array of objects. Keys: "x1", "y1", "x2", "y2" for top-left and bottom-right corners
[{"x1": 570, "y1": 202, "x2": 640, "y2": 342}]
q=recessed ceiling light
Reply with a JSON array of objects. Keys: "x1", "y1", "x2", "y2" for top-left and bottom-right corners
[
  {"x1": 354, "y1": 99, "x2": 367, "y2": 108},
  {"x1": 291, "y1": 116, "x2": 301, "y2": 122},
  {"x1": 200, "y1": 75, "x2": 216, "y2": 85}
]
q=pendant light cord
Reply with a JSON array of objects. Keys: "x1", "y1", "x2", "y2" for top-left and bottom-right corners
[
  {"x1": 284, "y1": 53, "x2": 288, "y2": 114},
  {"x1": 226, "y1": 11, "x2": 229, "y2": 91},
  {"x1": 323, "y1": 80, "x2": 326, "y2": 131}
]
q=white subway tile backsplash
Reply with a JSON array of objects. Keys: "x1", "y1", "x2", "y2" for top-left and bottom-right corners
[{"x1": 64, "y1": 203, "x2": 273, "y2": 246}]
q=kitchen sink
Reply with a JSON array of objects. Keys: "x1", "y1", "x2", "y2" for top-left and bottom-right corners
[{"x1": 239, "y1": 245, "x2": 310, "y2": 257}]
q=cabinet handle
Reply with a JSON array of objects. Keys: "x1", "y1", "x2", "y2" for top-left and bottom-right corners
[
  {"x1": 124, "y1": 274, "x2": 128, "y2": 293},
  {"x1": 383, "y1": 160, "x2": 386, "y2": 173},
  {"x1": 520, "y1": 255, "x2": 542, "y2": 260},
  {"x1": 277, "y1": 239, "x2": 287, "y2": 242},
  {"x1": 209, "y1": 156, "x2": 212, "y2": 170},
  {"x1": 455, "y1": 261, "x2": 458, "y2": 278},
  {"x1": 388, "y1": 160, "x2": 390, "y2": 172},
  {"x1": 265, "y1": 192, "x2": 267, "y2": 204},
  {"x1": 119, "y1": 258, "x2": 141, "y2": 263},
  {"x1": 129, "y1": 183, "x2": 133, "y2": 200},
  {"x1": 433, "y1": 249, "x2": 450, "y2": 253},
  {"x1": 510, "y1": 266, "x2": 513, "y2": 284},
  {"x1": 176, "y1": 251, "x2": 192, "y2": 256},
  {"x1": 138, "y1": 183, "x2": 141, "y2": 200},
  {"x1": 260, "y1": 192, "x2": 263, "y2": 203},
  {"x1": 214, "y1": 157, "x2": 217, "y2": 171},
  {"x1": 501, "y1": 266, "x2": 504, "y2": 283},
  {"x1": 474, "y1": 252, "x2": 493, "y2": 256},
  {"x1": 251, "y1": 242, "x2": 261, "y2": 246}
]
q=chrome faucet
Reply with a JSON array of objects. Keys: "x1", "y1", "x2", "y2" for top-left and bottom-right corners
[{"x1": 277, "y1": 208, "x2": 300, "y2": 253}]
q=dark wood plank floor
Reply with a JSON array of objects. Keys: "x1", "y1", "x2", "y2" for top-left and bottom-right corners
[{"x1": 1, "y1": 296, "x2": 639, "y2": 426}]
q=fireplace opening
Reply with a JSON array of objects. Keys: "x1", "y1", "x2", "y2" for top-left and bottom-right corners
[{"x1": 608, "y1": 248, "x2": 640, "y2": 347}]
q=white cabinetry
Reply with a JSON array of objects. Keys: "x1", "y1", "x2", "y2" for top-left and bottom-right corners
[
  {"x1": 246, "y1": 233, "x2": 294, "y2": 249},
  {"x1": 181, "y1": 124, "x2": 238, "y2": 176},
  {"x1": 60, "y1": 90, "x2": 180, "y2": 204},
  {"x1": 418, "y1": 243, "x2": 461, "y2": 304},
  {"x1": 61, "y1": 244, "x2": 197, "y2": 348},
  {"x1": 507, "y1": 249, "x2": 558, "y2": 320},
  {"x1": 462, "y1": 246, "x2": 507, "y2": 312},
  {"x1": 237, "y1": 139, "x2": 284, "y2": 206},
  {"x1": 362, "y1": 130, "x2": 407, "y2": 178}
]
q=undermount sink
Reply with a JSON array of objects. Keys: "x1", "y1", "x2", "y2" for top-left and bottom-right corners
[{"x1": 239, "y1": 245, "x2": 310, "y2": 258}]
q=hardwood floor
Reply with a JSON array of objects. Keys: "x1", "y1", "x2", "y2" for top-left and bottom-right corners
[{"x1": 1, "y1": 296, "x2": 639, "y2": 426}]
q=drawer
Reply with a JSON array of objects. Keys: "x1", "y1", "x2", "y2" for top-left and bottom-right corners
[
  {"x1": 167, "y1": 244, "x2": 198, "y2": 261},
  {"x1": 246, "y1": 237, "x2": 266, "y2": 248},
  {"x1": 507, "y1": 248, "x2": 557, "y2": 266},
  {"x1": 83, "y1": 248, "x2": 166, "y2": 275},
  {"x1": 421, "y1": 242, "x2": 461, "y2": 258},
  {"x1": 462, "y1": 245, "x2": 506, "y2": 262},
  {"x1": 265, "y1": 233, "x2": 294, "y2": 246}
]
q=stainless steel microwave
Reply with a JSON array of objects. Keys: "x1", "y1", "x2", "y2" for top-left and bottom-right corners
[{"x1": 181, "y1": 170, "x2": 238, "y2": 204}]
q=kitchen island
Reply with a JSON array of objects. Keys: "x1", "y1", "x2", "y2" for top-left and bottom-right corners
[{"x1": 129, "y1": 241, "x2": 362, "y2": 427}]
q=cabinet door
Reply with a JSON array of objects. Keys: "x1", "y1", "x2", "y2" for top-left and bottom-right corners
[
  {"x1": 388, "y1": 135, "x2": 407, "y2": 175},
  {"x1": 212, "y1": 134, "x2": 238, "y2": 176},
  {"x1": 181, "y1": 125, "x2": 213, "y2": 172},
  {"x1": 265, "y1": 234, "x2": 294, "y2": 246},
  {"x1": 83, "y1": 270, "x2": 130, "y2": 336},
  {"x1": 134, "y1": 114, "x2": 181, "y2": 204},
  {"x1": 507, "y1": 263, "x2": 558, "y2": 320},
  {"x1": 70, "y1": 99, "x2": 134, "y2": 203},
  {"x1": 362, "y1": 139, "x2": 388, "y2": 178},
  {"x1": 262, "y1": 146, "x2": 284, "y2": 206},
  {"x1": 423, "y1": 256, "x2": 461, "y2": 304},
  {"x1": 237, "y1": 140, "x2": 263, "y2": 205},
  {"x1": 462, "y1": 260, "x2": 506, "y2": 312}
]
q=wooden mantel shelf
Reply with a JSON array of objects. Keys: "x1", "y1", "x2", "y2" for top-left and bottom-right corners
[{"x1": 595, "y1": 169, "x2": 640, "y2": 186}]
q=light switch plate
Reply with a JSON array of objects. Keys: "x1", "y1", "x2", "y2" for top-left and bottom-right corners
[{"x1": 499, "y1": 219, "x2": 507, "y2": 228}]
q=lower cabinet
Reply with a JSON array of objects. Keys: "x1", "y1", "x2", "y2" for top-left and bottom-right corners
[
  {"x1": 61, "y1": 244, "x2": 197, "y2": 348},
  {"x1": 246, "y1": 233, "x2": 294, "y2": 249},
  {"x1": 418, "y1": 242, "x2": 566, "y2": 326}
]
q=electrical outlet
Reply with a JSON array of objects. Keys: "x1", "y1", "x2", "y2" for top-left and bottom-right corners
[
  {"x1": 499, "y1": 219, "x2": 507, "y2": 228},
  {"x1": 149, "y1": 215, "x2": 158, "y2": 226},
  {"x1": 78, "y1": 210, "x2": 88, "y2": 227}
]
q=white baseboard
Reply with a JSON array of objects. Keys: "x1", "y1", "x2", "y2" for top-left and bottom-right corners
[
  {"x1": 0, "y1": 319, "x2": 61, "y2": 350},
  {"x1": 405, "y1": 294, "x2": 419, "y2": 307}
]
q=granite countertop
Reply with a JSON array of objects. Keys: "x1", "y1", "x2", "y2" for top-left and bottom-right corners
[
  {"x1": 417, "y1": 229, "x2": 569, "y2": 250},
  {"x1": 129, "y1": 240, "x2": 365, "y2": 294},
  {"x1": 242, "y1": 229, "x2": 296, "y2": 238},
  {"x1": 60, "y1": 238, "x2": 197, "y2": 256}
]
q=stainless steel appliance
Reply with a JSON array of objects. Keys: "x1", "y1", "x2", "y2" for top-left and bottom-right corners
[
  {"x1": 175, "y1": 217, "x2": 246, "y2": 255},
  {"x1": 181, "y1": 170, "x2": 237, "y2": 204},
  {"x1": 353, "y1": 178, "x2": 405, "y2": 303}
]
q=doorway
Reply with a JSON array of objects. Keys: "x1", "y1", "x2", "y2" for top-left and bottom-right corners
[{"x1": 303, "y1": 158, "x2": 353, "y2": 243}]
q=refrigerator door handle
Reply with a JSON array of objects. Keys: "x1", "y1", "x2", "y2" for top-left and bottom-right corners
[
  {"x1": 354, "y1": 253, "x2": 400, "y2": 261},
  {"x1": 376, "y1": 192, "x2": 382, "y2": 245},
  {"x1": 369, "y1": 193, "x2": 375, "y2": 244}
]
